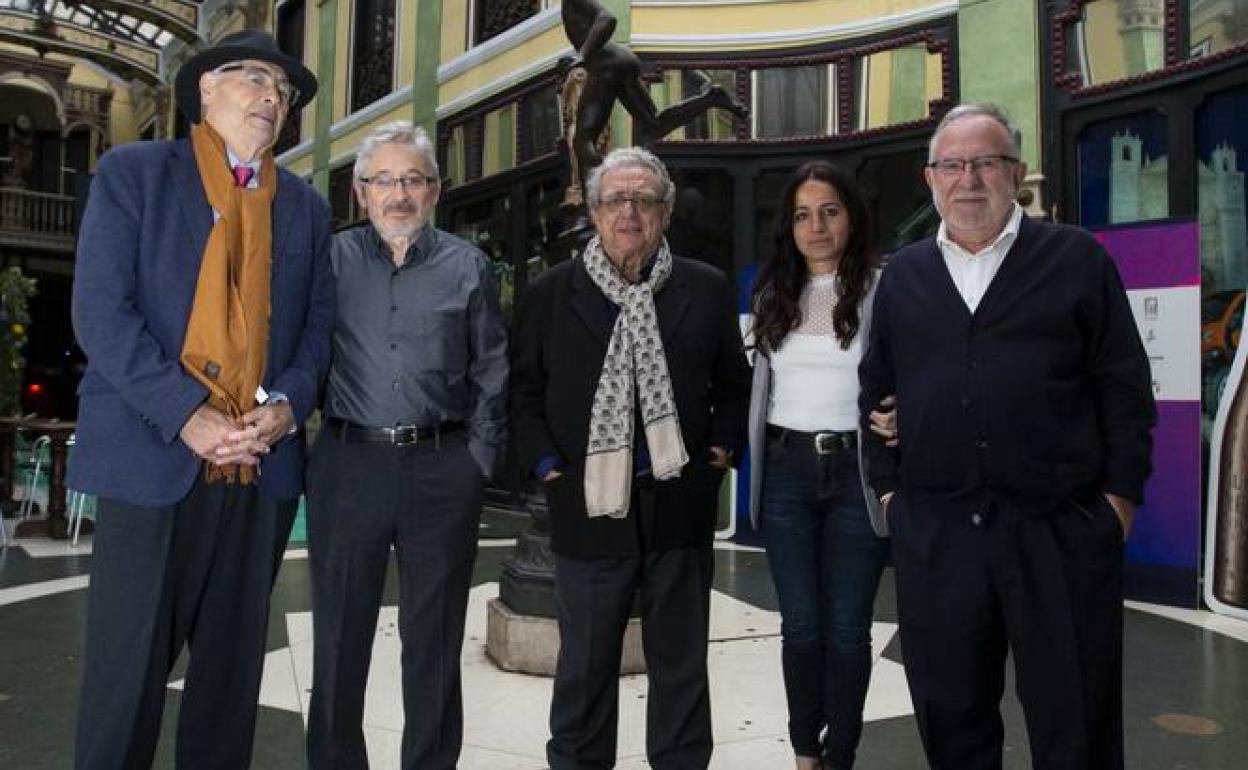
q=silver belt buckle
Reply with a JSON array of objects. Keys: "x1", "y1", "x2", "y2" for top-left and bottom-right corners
[
  {"x1": 388, "y1": 424, "x2": 419, "y2": 445},
  {"x1": 814, "y1": 432, "x2": 839, "y2": 455}
]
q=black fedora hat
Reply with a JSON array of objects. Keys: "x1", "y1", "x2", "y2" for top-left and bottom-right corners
[{"x1": 174, "y1": 29, "x2": 318, "y2": 123}]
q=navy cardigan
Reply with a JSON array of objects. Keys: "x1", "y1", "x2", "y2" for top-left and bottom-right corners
[{"x1": 858, "y1": 216, "x2": 1156, "y2": 514}]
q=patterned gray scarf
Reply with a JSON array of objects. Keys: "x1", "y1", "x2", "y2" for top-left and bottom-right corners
[{"x1": 582, "y1": 235, "x2": 688, "y2": 518}]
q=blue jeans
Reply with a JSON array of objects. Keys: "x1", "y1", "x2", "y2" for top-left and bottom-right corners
[{"x1": 760, "y1": 431, "x2": 889, "y2": 767}]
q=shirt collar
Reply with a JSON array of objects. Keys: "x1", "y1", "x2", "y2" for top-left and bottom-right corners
[
  {"x1": 936, "y1": 202, "x2": 1024, "y2": 259},
  {"x1": 368, "y1": 221, "x2": 436, "y2": 268}
]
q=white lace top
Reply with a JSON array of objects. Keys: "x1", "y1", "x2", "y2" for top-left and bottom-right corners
[{"x1": 766, "y1": 273, "x2": 862, "y2": 432}]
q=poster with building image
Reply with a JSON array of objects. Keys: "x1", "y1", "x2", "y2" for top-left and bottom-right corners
[
  {"x1": 1198, "y1": 85, "x2": 1248, "y2": 618},
  {"x1": 1077, "y1": 91, "x2": 1248, "y2": 613},
  {"x1": 1081, "y1": 111, "x2": 1202, "y2": 605}
]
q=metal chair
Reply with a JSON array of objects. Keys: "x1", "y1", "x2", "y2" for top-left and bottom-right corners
[
  {"x1": 18, "y1": 434, "x2": 51, "y2": 520},
  {"x1": 67, "y1": 489, "x2": 91, "y2": 546}
]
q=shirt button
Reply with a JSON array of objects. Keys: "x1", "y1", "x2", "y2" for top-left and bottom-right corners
[{"x1": 971, "y1": 512, "x2": 984, "y2": 527}]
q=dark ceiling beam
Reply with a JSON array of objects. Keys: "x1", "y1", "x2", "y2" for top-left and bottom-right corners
[
  {"x1": 0, "y1": 13, "x2": 159, "y2": 83},
  {"x1": 86, "y1": 0, "x2": 200, "y2": 43}
]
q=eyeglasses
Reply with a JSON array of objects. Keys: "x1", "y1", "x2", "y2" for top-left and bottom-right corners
[
  {"x1": 358, "y1": 174, "x2": 439, "y2": 192},
  {"x1": 926, "y1": 155, "x2": 1018, "y2": 177},
  {"x1": 596, "y1": 193, "x2": 665, "y2": 215},
  {"x1": 213, "y1": 63, "x2": 299, "y2": 105}
]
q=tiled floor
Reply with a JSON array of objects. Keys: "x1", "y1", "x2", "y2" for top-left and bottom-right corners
[{"x1": 2, "y1": 510, "x2": 1247, "y2": 769}]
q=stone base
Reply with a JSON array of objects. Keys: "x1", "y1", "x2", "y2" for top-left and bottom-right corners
[{"x1": 486, "y1": 597, "x2": 646, "y2": 677}]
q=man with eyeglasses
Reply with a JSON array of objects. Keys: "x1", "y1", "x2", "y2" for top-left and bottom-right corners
[
  {"x1": 70, "y1": 30, "x2": 332, "y2": 769},
  {"x1": 512, "y1": 147, "x2": 751, "y2": 769},
  {"x1": 304, "y1": 120, "x2": 507, "y2": 769},
  {"x1": 859, "y1": 103, "x2": 1155, "y2": 768}
]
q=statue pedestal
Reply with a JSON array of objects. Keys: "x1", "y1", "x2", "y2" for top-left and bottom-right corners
[
  {"x1": 485, "y1": 486, "x2": 646, "y2": 676},
  {"x1": 486, "y1": 597, "x2": 645, "y2": 676}
]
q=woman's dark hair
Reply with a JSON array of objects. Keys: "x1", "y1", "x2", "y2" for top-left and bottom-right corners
[{"x1": 750, "y1": 161, "x2": 876, "y2": 352}]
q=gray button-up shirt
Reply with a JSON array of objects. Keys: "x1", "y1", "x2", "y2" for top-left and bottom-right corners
[{"x1": 325, "y1": 222, "x2": 508, "y2": 475}]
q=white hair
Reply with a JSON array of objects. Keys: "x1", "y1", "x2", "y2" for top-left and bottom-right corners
[
  {"x1": 585, "y1": 146, "x2": 676, "y2": 207},
  {"x1": 353, "y1": 120, "x2": 440, "y2": 180},
  {"x1": 928, "y1": 103, "x2": 1022, "y2": 162}
]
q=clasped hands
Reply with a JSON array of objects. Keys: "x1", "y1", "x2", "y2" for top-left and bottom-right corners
[{"x1": 179, "y1": 401, "x2": 295, "y2": 466}]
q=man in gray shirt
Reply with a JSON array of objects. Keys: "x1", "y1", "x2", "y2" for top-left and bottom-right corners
[{"x1": 306, "y1": 120, "x2": 508, "y2": 770}]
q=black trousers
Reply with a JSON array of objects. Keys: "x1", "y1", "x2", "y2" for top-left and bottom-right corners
[
  {"x1": 305, "y1": 430, "x2": 484, "y2": 770},
  {"x1": 889, "y1": 491, "x2": 1125, "y2": 770},
  {"x1": 75, "y1": 477, "x2": 297, "y2": 770},
  {"x1": 547, "y1": 536, "x2": 714, "y2": 770}
]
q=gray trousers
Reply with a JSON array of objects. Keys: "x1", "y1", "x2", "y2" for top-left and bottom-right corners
[{"x1": 305, "y1": 429, "x2": 484, "y2": 770}]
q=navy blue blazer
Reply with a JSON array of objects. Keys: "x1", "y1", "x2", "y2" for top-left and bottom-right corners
[{"x1": 68, "y1": 138, "x2": 335, "y2": 506}]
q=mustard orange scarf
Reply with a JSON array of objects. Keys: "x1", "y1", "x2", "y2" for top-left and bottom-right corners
[{"x1": 180, "y1": 122, "x2": 276, "y2": 484}]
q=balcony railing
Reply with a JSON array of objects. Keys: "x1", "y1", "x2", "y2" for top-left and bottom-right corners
[
  {"x1": 351, "y1": 43, "x2": 395, "y2": 112},
  {"x1": 0, "y1": 187, "x2": 76, "y2": 253},
  {"x1": 64, "y1": 84, "x2": 112, "y2": 125}
]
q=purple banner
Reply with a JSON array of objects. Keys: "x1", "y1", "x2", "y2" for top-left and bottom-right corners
[
  {"x1": 1128, "y1": 401, "x2": 1202, "y2": 568},
  {"x1": 1094, "y1": 221, "x2": 1201, "y2": 291},
  {"x1": 1093, "y1": 219, "x2": 1203, "y2": 603}
]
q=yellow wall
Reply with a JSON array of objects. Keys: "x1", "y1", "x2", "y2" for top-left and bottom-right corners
[
  {"x1": 298, "y1": 0, "x2": 322, "y2": 147},
  {"x1": 634, "y1": 0, "x2": 947, "y2": 51},
  {"x1": 865, "y1": 52, "x2": 893, "y2": 129},
  {"x1": 0, "y1": 44, "x2": 144, "y2": 149},
  {"x1": 439, "y1": 25, "x2": 567, "y2": 106},
  {"x1": 397, "y1": 0, "x2": 416, "y2": 87},
  {"x1": 285, "y1": 152, "x2": 314, "y2": 177},
  {"x1": 441, "y1": 0, "x2": 469, "y2": 66},
  {"x1": 334, "y1": 0, "x2": 353, "y2": 122},
  {"x1": 328, "y1": 102, "x2": 413, "y2": 162},
  {"x1": 1084, "y1": 0, "x2": 1129, "y2": 85}
]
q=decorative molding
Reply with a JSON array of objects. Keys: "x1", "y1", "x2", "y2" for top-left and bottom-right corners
[
  {"x1": 436, "y1": 48, "x2": 567, "y2": 118},
  {"x1": 1049, "y1": 0, "x2": 1248, "y2": 99},
  {"x1": 645, "y1": 28, "x2": 954, "y2": 145},
  {"x1": 631, "y1": 1, "x2": 957, "y2": 50},
  {"x1": 437, "y1": 7, "x2": 561, "y2": 84},
  {"x1": 329, "y1": 83, "x2": 413, "y2": 141},
  {"x1": 276, "y1": 138, "x2": 314, "y2": 165},
  {"x1": 634, "y1": 0, "x2": 800, "y2": 5}
]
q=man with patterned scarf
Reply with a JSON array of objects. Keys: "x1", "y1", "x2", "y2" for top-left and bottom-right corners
[
  {"x1": 513, "y1": 146, "x2": 752, "y2": 769},
  {"x1": 69, "y1": 30, "x2": 334, "y2": 769}
]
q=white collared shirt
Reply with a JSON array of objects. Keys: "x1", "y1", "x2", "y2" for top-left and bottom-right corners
[{"x1": 935, "y1": 203, "x2": 1024, "y2": 313}]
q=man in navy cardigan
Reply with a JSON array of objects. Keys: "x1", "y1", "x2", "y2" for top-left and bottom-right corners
[
  {"x1": 859, "y1": 103, "x2": 1155, "y2": 769},
  {"x1": 69, "y1": 31, "x2": 333, "y2": 769}
]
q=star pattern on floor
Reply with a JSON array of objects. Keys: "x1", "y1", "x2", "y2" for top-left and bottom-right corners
[{"x1": 171, "y1": 583, "x2": 913, "y2": 769}]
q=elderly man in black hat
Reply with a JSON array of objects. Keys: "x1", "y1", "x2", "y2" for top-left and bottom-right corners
[{"x1": 69, "y1": 30, "x2": 334, "y2": 769}]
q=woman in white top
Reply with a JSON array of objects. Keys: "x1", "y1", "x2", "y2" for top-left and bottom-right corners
[{"x1": 747, "y1": 161, "x2": 889, "y2": 770}]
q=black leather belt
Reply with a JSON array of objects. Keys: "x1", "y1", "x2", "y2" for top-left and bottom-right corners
[
  {"x1": 766, "y1": 424, "x2": 856, "y2": 455},
  {"x1": 325, "y1": 417, "x2": 464, "y2": 445}
]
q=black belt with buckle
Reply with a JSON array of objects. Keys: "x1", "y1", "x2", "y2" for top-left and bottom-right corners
[
  {"x1": 765, "y1": 424, "x2": 856, "y2": 455},
  {"x1": 325, "y1": 417, "x2": 464, "y2": 445}
]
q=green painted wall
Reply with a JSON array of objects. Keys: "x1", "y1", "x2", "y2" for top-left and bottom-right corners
[
  {"x1": 957, "y1": 0, "x2": 1040, "y2": 169},
  {"x1": 312, "y1": 0, "x2": 337, "y2": 195},
  {"x1": 412, "y1": 0, "x2": 442, "y2": 136},
  {"x1": 602, "y1": 0, "x2": 632, "y2": 148}
]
